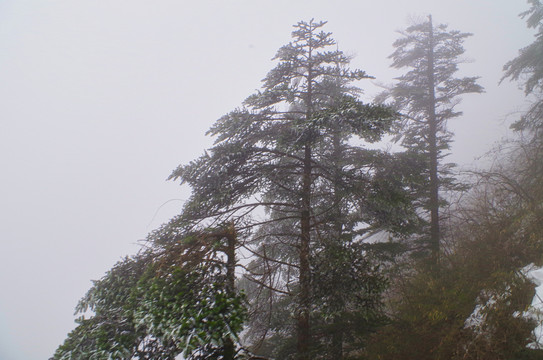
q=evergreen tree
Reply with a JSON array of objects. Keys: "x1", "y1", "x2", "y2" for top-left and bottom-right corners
[
  {"x1": 382, "y1": 16, "x2": 483, "y2": 263},
  {"x1": 365, "y1": 8, "x2": 543, "y2": 358},
  {"x1": 171, "y1": 20, "x2": 415, "y2": 359}
]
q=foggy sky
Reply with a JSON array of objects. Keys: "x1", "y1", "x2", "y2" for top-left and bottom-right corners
[{"x1": 0, "y1": 1, "x2": 533, "y2": 358}]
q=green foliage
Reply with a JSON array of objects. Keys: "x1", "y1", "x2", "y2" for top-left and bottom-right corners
[
  {"x1": 310, "y1": 242, "x2": 389, "y2": 359},
  {"x1": 310, "y1": 95, "x2": 396, "y2": 143},
  {"x1": 52, "y1": 256, "x2": 152, "y2": 360},
  {"x1": 52, "y1": 228, "x2": 247, "y2": 360},
  {"x1": 135, "y1": 265, "x2": 246, "y2": 358}
]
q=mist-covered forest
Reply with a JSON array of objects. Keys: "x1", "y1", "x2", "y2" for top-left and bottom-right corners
[{"x1": 51, "y1": 2, "x2": 543, "y2": 359}]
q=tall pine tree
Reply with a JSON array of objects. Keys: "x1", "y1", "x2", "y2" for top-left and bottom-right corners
[
  {"x1": 171, "y1": 20, "x2": 414, "y2": 359},
  {"x1": 382, "y1": 16, "x2": 483, "y2": 263}
]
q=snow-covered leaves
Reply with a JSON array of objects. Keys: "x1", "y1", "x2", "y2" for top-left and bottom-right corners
[{"x1": 52, "y1": 229, "x2": 247, "y2": 360}]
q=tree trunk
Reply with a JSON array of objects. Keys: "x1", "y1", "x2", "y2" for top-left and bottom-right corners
[
  {"x1": 331, "y1": 129, "x2": 344, "y2": 360},
  {"x1": 427, "y1": 15, "x2": 440, "y2": 266},
  {"x1": 298, "y1": 142, "x2": 312, "y2": 360},
  {"x1": 223, "y1": 224, "x2": 237, "y2": 360}
]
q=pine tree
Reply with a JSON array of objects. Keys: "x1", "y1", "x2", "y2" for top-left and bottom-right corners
[
  {"x1": 383, "y1": 15, "x2": 483, "y2": 263},
  {"x1": 365, "y1": 8, "x2": 542, "y2": 359},
  {"x1": 171, "y1": 20, "x2": 414, "y2": 358}
]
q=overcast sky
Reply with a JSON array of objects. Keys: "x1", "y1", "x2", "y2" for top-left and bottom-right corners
[{"x1": 0, "y1": 1, "x2": 534, "y2": 359}]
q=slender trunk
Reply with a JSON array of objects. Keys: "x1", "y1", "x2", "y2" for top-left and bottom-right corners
[
  {"x1": 223, "y1": 224, "x2": 237, "y2": 360},
  {"x1": 298, "y1": 142, "x2": 312, "y2": 360},
  {"x1": 330, "y1": 129, "x2": 344, "y2": 360},
  {"x1": 427, "y1": 15, "x2": 440, "y2": 265}
]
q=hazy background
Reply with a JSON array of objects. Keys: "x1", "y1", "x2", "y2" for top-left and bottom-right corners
[{"x1": 0, "y1": 1, "x2": 533, "y2": 358}]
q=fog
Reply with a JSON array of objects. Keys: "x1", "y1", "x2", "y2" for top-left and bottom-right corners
[{"x1": 0, "y1": 1, "x2": 532, "y2": 358}]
